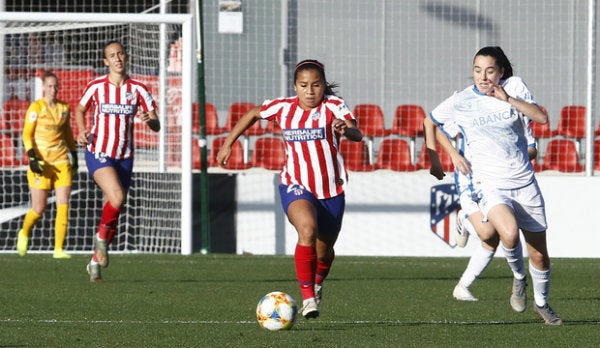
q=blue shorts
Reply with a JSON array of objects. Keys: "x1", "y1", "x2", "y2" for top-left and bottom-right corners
[
  {"x1": 85, "y1": 150, "x2": 134, "y2": 191},
  {"x1": 279, "y1": 184, "x2": 345, "y2": 236}
]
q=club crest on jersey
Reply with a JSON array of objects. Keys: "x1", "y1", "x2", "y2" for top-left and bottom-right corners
[
  {"x1": 286, "y1": 184, "x2": 306, "y2": 196},
  {"x1": 311, "y1": 111, "x2": 321, "y2": 120},
  {"x1": 125, "y1": 92, "x2": 134, "y2": 101}
]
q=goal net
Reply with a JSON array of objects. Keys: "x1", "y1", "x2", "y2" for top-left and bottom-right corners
[{"x1": 0, "y1": 12, "x2": 194, "y2": 255}]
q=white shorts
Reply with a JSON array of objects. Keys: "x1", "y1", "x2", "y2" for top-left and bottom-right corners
[
  {"x1": 459, "y1": 190, "x2": 480, "y2": 217},
  {"x1": 455, "y1": 172, "x2": 479, "y2": 217},
  {"x1": 475, "y1": 179, "x2": 547, "y2": 232}
]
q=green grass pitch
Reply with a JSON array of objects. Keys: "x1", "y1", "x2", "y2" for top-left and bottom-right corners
[{"x1": 0, "y1": 254, "x2": 598, "y2": 347}]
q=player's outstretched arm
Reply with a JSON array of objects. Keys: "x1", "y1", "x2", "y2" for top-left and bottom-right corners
[
  {"x1": 75, "y1": 104, "x2": 89, "y2": 146},
  {"x1": 216, "y1": 106, "x2": 261, "y2": 166}
]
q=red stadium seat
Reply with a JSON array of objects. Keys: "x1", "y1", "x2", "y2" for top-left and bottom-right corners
[
  {"x1": 208, "y1": 136, "x2": 251, "y2": 170},
  {"x1": 0, "y1": 134, "x2": 19, "y2": 167},
  {"x1": 339, "y1": 140, "x2": 375, "y2": 172},
  {"x1": 353, "y1": 104, "x2": 392, "y2": 138},
  {"x1": 353, "y1": 103, "x2": 391, "y2": 164},
  {"x1": 376, "y1": 138, "x2": 417, "y2": 171},
  {"x1": 134, "y1": 118, "x2": 159, "y2": 148},
  {"x1": 193, "y1": 102, "x2": 225, "y2": 135},
  {"x1": 392, "y1": 104, "x2": 426, "y2": 138},
  {"x1": 251, "y1": 136, "x2": 286, "y2": 170},
  {"x1": 225, "y1": 102, "x2": 264, "y2": 136},
  {"x1": 192, "y1": 136, "x2": 202, "y2": 170},
  {"x1": 541, "y1": 139, "x2": 584, "y2": 172},
  {"x1": 1, "y1": 97, "x2": 29, "y2": 134},
  {"x1": 557, "y1": 105, "x2": 586, "y2": 139},
  {"x1": 417, "y1": 142, "x2": 454, "y2": 172},
  {"x1": 594, "y1": 140, "x2": 600, "y2": 171}
]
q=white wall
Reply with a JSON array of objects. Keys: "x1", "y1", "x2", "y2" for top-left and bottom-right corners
[{"x1": 235, "y1": 171, "x2": 600, "y2": 258}]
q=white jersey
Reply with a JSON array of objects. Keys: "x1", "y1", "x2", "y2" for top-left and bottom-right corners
[
  {"x1": 440, "y1": 115, "x2": 537, "y2": 197},
  {"x1": 431, "y1": 76, "x2": 536, "y2": 190}
]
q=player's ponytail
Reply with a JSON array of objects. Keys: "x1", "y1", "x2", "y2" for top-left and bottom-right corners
[
  {"x1": 294, "y1": 59, "x2": 339, "y2": 96},
  {"x1": 474, "y1": 46, "x2": 513, "y2": 79}
]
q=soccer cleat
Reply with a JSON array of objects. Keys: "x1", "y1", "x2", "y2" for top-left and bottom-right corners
[
  {"x1": 314, "y1": 284, "x2": 323, "y2": 306},
  {"x1": 93, "y1": 233, "x2": 109, "y2": 268},
  {"x1": 86, "y1": 262, "x2": 103, "y2": 283},
  {"x1": 300, "y1": 298, "x2": 319, "y2": 319},
  {"x1": 510, "y1": 277, "x2": 527, "y2": 312},
  {"x1": 534, "y1": 303, "x2": 563, "y2": 325},
  {"x1": 17, "y1": 229, "x2": 28, "y2": 256},
  {"x1": 455, "y1": 213, "x2": 469, "y2": 248},
  {"x1": 53, "y1": 249, "x2": 72, "y2": 259},
  {"x1": 453, "y1": 283, "x2": 478, "y2": 301}
]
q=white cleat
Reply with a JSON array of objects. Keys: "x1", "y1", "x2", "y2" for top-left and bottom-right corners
[
  {"x1": 455, "y1": 213, "x2": 469, "y2": 248},
  {"x1": 453, "y1": 283, "x2": 478, "y2": 301},
  {"x1": 300, "y1": 298, "x2": 319, "y2": 319}
]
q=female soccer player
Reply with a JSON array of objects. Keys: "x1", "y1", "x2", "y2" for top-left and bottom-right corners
[
  {"x1": 434, "y1": 120, "x2": 537, "y2": 303},
  {"x1": 217, "y1": 59, "x2": 363, "y2": 319},
  {"x1": 75, "y1": 40, "x2": 160, "y2": 282},
  {"x1": 18, "y1": 71, "x2": 78, "y2": 259},
  {"x1": 424, "y1": 46, "x2": 562, "y2": 325}
]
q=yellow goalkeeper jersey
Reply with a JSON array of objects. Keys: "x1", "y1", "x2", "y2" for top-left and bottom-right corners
[{"x1": 22, "y1": 98, "x2": 76, "y2": 165}]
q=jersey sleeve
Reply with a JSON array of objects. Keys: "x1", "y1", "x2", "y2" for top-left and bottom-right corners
[
  {"x1": 430, "y1": 92, "x2": 457, "y2": 126},
  {"x1": 78, "y1": 82, "x2": 95, "y2": 109},
  {"x1": 504, "y1": 77, "x2": 536, "y2": 104},
  {"x1": 136, "y1": 83, "x2": 157, "y2": 113},
  {"x1": 22, "y1": 102, "x2": 38, "y2": 151},
  {"x1": 327, "y1": 96, "x2": 355, "y2": 121}
]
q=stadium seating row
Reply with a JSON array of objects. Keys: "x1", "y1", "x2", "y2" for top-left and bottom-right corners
[
  {"x1": 188, "y1": 134, "x2": 600, "y2": 173},
  {"x1": 2, "y1": 97, "x2": 598, "y2": 173}
]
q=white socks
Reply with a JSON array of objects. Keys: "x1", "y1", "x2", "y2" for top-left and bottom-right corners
[
  {"x1": 459, "y1": 243, "x2": 495, "y2": 288},
  {"x1": 529, "y1": 261, "x2": 551, "y2": 307},
  {"x1": 501, "y1": 242, "x2": 527, "y2": 280}
]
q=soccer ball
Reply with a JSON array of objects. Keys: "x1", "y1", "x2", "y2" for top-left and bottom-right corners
[{"x1": 256, "y1": 291, "x2": 298, "y2": 331}]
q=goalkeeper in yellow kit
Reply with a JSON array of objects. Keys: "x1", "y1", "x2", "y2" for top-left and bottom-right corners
[{"x1": 17, "y1": 71, "x2": 78, "y2": 259}]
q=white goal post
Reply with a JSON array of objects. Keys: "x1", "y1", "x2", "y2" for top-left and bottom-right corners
[{"x1": 0, "y1": 12, "x2": 195, "y2": 255}]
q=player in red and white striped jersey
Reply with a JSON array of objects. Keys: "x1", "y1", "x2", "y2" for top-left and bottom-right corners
[
  {"x1": 217, "y1": 59, "x2": 363, "y2": 319},
  {"x1": 75, "y1": 40, "x2": 160, "y2": 283}
]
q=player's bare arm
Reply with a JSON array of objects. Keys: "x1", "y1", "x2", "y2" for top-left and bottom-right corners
[
  {"x1": 423, "y1": 117, "x2": 445, "y2": 180},
  {"x1": 488, "y1": 84, "x2": 548, "y2": 124},
  {"x1": 435, "y1": 128, "x2": 471, "y2": 176},
  {"x1": 216, "y1": 106, "x2": 261, "y2": 166},
  {"x1": 75, "y1": 103, "x2": 89, "y2": 146}
]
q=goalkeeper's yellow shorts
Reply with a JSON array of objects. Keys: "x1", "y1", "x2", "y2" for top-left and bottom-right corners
[{"x1": 27, "y1": 161, "x2": 73, "y2": 190}]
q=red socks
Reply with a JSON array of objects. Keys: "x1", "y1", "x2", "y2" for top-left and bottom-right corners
[
  {"x1": 98, "y1": 202, "x2": 121, "y2": 244},
  {"x1": 294, "y1": 244, "x2": 317, "y2": 300},
  {"x1": 315, "y1": 250, "x2": 334, "y2": 285}
]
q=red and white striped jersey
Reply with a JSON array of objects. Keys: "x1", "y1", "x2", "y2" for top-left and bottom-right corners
[
  {"x1": 79, "y1": 74, "x2": 157, "y2": 159},
  {"x1": 260, "y1": 95, "x2": 355, "y2": 199}
]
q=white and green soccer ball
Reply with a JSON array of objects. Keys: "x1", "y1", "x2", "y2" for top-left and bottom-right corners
[{"x1": 256, "y1": 291, "x2": 298, "y2": 331}]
